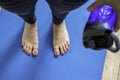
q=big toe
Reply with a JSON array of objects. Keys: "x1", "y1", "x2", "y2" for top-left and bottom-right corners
[
  {"x1": 54, "y1": 47, "x2": 60, "y2": 57},
  {"x1": 32, "y1": 46, "x2": 38, "y2": 56}
]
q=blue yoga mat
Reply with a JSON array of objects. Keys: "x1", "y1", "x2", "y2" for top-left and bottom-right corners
[{"x1": 0, "y1": 0, "x2": 106, "y2": 80}]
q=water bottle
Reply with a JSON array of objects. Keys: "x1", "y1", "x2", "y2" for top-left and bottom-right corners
[{"x1": 82, "y1": 5, "x2": 120, "y2": 52}]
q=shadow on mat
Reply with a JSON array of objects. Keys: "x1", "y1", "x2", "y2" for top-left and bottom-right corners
[{"x1": 0, "y1": 23, "x2": 24, "y2": 76}]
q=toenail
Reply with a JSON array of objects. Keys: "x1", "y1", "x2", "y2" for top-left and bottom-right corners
[
  {"x1": 33, "y1": 51, "x2": 37, "y2": 54},
  {"x1": 33, "y1": 51, "x2": 38, "y2": 55},
  {"x1": 61, "y1": 53, "x2": 65, "y2": 56}
]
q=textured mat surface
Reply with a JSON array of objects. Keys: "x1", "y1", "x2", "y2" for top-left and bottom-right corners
[{"x1": 0, "y1": 0, "x2": 106, "y2": 80}]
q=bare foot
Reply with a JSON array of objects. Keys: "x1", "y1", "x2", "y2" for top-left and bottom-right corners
[
  {"x1": 53, "y1": 21, "x2": 70, "y2": 56},
  {"x1": 22, "y1": 22, "x2": 39, "y2": 56}
]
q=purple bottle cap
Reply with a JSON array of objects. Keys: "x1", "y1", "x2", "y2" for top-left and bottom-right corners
[{"x1": 87, "y1": 5, "x2": 117, "y2": 30}]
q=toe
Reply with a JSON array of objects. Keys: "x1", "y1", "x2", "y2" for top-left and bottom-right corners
[
  {"x1": 54, "y1": 47, "x2": 60, "y2": 56},
  {"x1": 32, "y1": 44, "x2": 38, "y2": 56},
  {"x1": 66, "y1": 41, "x2": 70, "y2": 46},
  {"x1": 27, "y1": 46, "x2": 33, "y2": 55},
  {"x1": 23, "y1": 45, "x2": 27, "y2": 51},
  {"x1": 28, "y1": 49, "x2": 32, "y2": 54},
  {"x1": 32, "y1": 48, "x2": 38, "y2": 56},
  {"x1": 28, "y1": 46, "x2": 32, "y2": 54},
  {"x1": 65, "y1": 42, "x2": 69, "y2": 50},
  {"x1": 60, "y1": 46, "x2": 65, "y2": 55},
  {"x1": 63, "y1": 44, "x2": 67, "y2": 53},
  {"x1": 25, "y1": 46, "x2": 31, "y2": 55}
]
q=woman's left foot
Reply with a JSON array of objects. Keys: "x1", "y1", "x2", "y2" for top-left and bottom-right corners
[{"x1": 53, "y1": 21, "x2": 70, "y2": 56}]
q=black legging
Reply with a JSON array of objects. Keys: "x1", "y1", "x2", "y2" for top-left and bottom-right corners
[
  {"x1": 0, "y1": 0, "x2": 37, "y2": 24},
  {"x1": 0, "y1": 0, "x2": 88, "y2": 24},
  {"x1": 46, "y1": 0, "x2": 88, "y2": 24}
]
